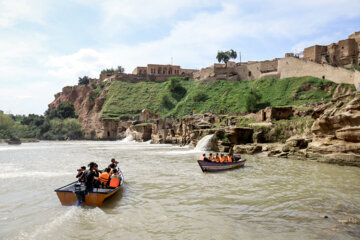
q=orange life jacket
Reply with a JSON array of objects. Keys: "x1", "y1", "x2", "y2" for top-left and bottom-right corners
[
  {"x1": 224, "y1": 156, "x2": 228, "y2": 162},
  {"x1": 214, "y1": 156, "x2": 219, "y2": 162},
  {"x1": 209, "y1": 156, "x2": 213, "y2": 161},
  {"x1": 219, "y1": 157, "x2": 224, "y2": 163},
  {"x1": 228, "y1": 156, "x2": 233, "y2": 163},
  {"x1": 100, "y1": 172, "x2": 110, "y2": 183},
  {"x1": 109, "y1": 174, "x2": 120, "y2": 188}
]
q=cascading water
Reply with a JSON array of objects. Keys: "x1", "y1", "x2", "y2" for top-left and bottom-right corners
[
  {"x1": 120, "y1": 135, "x2": 134, "y2": 142},
  {"x1": 194, "y1": 134, "x2": 214, "y2": 151}
]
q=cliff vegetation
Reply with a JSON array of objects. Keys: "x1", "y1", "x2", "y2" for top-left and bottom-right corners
[{"x1": 101, "y1": 76, "x2": 354, "y2": 120}]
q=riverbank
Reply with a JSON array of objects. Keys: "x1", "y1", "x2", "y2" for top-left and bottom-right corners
[
  {"x1": 0, "y1": 138, "x2": 40, "y2": 143},
  {"x1": 118, "y1": 93, "x2": 360, "y2": 167}
]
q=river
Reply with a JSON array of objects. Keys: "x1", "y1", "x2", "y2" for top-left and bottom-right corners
[{"x1": 0, "y1": 141, "x2": 359, "y2": 240}]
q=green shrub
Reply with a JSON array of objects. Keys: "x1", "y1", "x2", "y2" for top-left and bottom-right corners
[
  {"x1": 78, "y1": 76, "x2": 89, "y2": 85},
  {"x1": 193, "y1": 91, "x2": 208, "y2": 102},
  {"x1": 160, "y1": 93, "x2": 174, "y2": 109}
]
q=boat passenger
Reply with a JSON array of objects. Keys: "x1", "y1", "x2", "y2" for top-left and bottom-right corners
[
  {"x1": 200, "y1": 153, "x2": 211, "y2": 162},
  {"x1": 84, "y1": 162, "x2": 98, "y2": 194},
  {"x1": 224, "y1": 155, "x2": 229, "y2": 163},
  {"x1": 76, "y1": 166, "x2": 86, "y2": 182},
  {"x1": 209, "y1": 153, "x2": 213, "y2": 161},
  {"x1": 213, "y1": 153, "x2": 220, "y2": 162},
  {"x1": 228, "y1": 154, "x2": 233, "y2": 163},
  {"x1": 100, "y1": 168, "x2": 111, "y2": 188},
  {"x1": 108, "y1": 158, "x2": 118, "y2": 169},
  {"x1": 93, "y1": 163, "x2": 101, "y2": 188},
  {"x1": 109, "y1": 169, "x2": 121, "y2": 188},
  {"x1": 219, "y1": 154, "x2": 225, "y2": 163}
]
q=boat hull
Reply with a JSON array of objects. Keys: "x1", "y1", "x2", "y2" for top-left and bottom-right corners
[
  {"x1": 197, "y1": 159, "x2": 246, "y2": 172},
  {"x1": 55, "y1": 181, "x2": 123, "y2": 207}
]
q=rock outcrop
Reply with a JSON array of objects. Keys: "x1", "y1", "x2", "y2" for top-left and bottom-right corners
[{"x1": 307, "y1": 96, "x2": 360, "y2": 166}]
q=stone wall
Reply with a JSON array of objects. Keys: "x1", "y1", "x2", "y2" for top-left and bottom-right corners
[
  {"x1": 234, "y1": 62, "x2": 262, "y2": 80},
  {"x1": 302, "y1": 31, "x2": 360, "y2": 67},
  {"x1": 278, "y1": 57, "x2": 360, "y2": 90},
  {"x1": 303, "y1": 45, "x2": 327, "y2": 63},
  {"x1": 260, "y1": 59, "x2": 278, "y2": 73},
  {"x1": 253, "y1": 107, "x2": 293, "y2": 121}
]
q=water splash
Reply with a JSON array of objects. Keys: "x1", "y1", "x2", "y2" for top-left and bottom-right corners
[
  {"x1": 120, "y1": 135, "x2": 134, "y2": 142},
  {"x1": 194, "y1": 134, "x2": 214, "y2": 152}
]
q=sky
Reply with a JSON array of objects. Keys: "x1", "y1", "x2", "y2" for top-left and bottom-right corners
[{"x1": 0, "y1": 0, "x2": 360, "y2": 115}]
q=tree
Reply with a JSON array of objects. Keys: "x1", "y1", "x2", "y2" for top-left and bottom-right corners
[
  {"x1": 78, "y1": 76, "x2": 89, "y2": 85},
  {"x1": 101, "y1": 68, "x2": 115, "y2": 74},
  {"x1": 56, "y1": 102, "x2": 76, "y2": 119},
  {"x1": 216, "y1": 49, "x2": 238, "y2": 67},
  {"x1": 116, "y1": 66, "x2": 125, "y2": 74},
  {"x1": 62, "y1": 118, "x2": 84, "y2": 139},
  {"x1": 244, "y1": 89, "x2": 261, "y2": 113},
  {"x1": 0, "y1": 111, "x2": 15, "y2": 131}
]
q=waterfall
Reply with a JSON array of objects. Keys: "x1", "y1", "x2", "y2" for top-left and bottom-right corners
[
  {"x1": 194, "y1": 134, "x2": 214, "y2": 151},
  {"x1": 121, "y1": 135, "x2": 134, "y2": 142}
]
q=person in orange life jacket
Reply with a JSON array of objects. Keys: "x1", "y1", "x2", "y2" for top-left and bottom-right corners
[
  {"x1": 100, "y1": 168, "x2": 111, "y2": 188},
  {"x1": 219, "y1": 154, "x2": 225, "y2": 163},
  {"x1": 208, "y1": 153, "x2": 213, "y2": 161},
  {"x1": 76, "y1": 166, "x2": 86, "y2": 182},
  {"x1": 109, "y1": 169, "x2": 121, "y2": 188},
  {"x1": 224, "y1": 155, "x2": 229, "y2": 163},
  {"x1": 227, "y1": 154, "x2": 233, "y2": 163},
  {"x1": 213, "y1": 153, "x2": 220, "y2": 162}
]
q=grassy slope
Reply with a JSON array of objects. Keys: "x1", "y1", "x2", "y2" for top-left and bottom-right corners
[{"x1": 101, "y1": 76, "x2": 354, "y2": 120}]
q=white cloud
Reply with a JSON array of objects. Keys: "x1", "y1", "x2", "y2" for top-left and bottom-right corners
[
  {"x1": 1, "y1": 0, "x2": 360, "y2": 114},
  {"x1": 0, "y1": 81, "x2": 57, "y2": 114},
  {"x1": 97, "y1": 0, "x2": 219, "y2": 30},
  {"x1": 0, "y1": 0, "x2": 48, "y2": 27},
  {"x1": 46, "y1": 0, "x2": 360, "y2": 80},
  {"x1": 46, "y1": 48, "x2": 108, "y2": 80}
]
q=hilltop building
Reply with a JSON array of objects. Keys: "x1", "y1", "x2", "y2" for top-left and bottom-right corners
[
  {"x1": 132, "y1": 64, "x2": 198, "y2": 76},
  {"x1": 303, "y1": 31, "x2": 360, "y2": 67},
  {"x1": 99, "y1": 64, "x2": 198, "y2": 83},
  {"x1": 96, "y1": 31, "x2": 360, "y2": 90}
]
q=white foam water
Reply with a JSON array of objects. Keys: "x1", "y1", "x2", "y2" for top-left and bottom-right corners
[
  {"x1": 194, "y1": 134, "x2": 214, "y2": 152},
  {"x1": 120, "y1": 135, "x2": 134, "y2": 142}
]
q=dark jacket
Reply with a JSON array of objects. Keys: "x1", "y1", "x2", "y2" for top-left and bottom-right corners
[{"x1": 84, "y1": 169, "x2": 95, "y2": 189}]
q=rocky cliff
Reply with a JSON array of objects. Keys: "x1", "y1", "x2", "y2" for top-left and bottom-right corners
[
  {"x1": 307, "y1": 94, "x2": 360, "y2": 166},
  {"x1": 49, "y1": 85, "x2": 113, "y2": 139}
]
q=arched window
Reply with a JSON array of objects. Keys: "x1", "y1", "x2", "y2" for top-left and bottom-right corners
[{"x1": 169, "y1": 68, "x2": 172, "y2": 74}]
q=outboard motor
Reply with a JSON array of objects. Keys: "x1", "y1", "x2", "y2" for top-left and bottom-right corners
[{"x1": 74, "y1": 182, "x2": 86, "y2": 206}]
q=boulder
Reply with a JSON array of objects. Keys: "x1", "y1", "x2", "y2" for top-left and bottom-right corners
[
  {"x1": 282, "y1": 136, "x2": 308, "y2": 152},
  {"x1": 233, "y1": 144, "x2": 262, "y2": 155}
]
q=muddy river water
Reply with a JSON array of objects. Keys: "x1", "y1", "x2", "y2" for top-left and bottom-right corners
[{"x1": 0, "y1": 141, "x2": 359, "y2": 240}]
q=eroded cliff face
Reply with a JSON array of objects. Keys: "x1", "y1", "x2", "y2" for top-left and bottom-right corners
[
  {"x1": 308, "y1": 95, "x2": 360, "y2": 166},
  {"x1": 49, "y1": 85, "x2": 112, "y2": 139}
]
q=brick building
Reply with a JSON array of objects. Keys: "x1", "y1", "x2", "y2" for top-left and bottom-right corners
[
  {"x1": 303, "y1": 31, "x2": 360, "y2": 67},
  {"x1": 132, "y1": 64, "x2": 197, "y2": 76}
]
